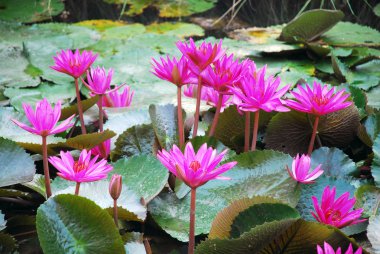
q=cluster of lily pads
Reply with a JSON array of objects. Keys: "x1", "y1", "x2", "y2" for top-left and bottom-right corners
[{"x1": 0, "y1": 7, "x2": 380, "y2": 254}]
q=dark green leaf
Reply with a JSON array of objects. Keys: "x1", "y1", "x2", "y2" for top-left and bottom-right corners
[
  {"x1": 36, "y1": 194, "x2": 125, "y2": 254},
  {"x1": 0, "y1": 233, "x2": 17, "y2": 254}
]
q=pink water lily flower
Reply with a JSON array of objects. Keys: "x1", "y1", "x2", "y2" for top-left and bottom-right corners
[
  {"x1": 176, "y1": 38, "x2": 225, "y2": 74},
  {"x1": 317, "y1": 242, "x2": 362, "y2": 254},
  {"x1": 157, "y1": 142, "x2": 237, "y2": 188},
  {"x1": 83, "y1": 66, "x2": 116, "y2": 95},
  {"x1": 286, "y1": 154, "x2": 323, "y2": 184},
  {"x1": 312, "y1": 186, "x2": 366, "y2": 228},
  {"x1": 49, "y1": 149, "x2": 113, "y2": 183},
  {"x1": 230, "y1": 66, "x2": 290, "y2": 113},
  {"x1": 151, "y1": 56, "x2": 195, "y2": 86},
  {"x1": 12, "y1": 98, "x2": 74, "y2": 137},
  {"x1": 201, "y1": 54, "x2": 248, "y2": 93},
  {"x1": 51, "y1": 49, "x2": 97, "y2": 78},
  {"x1": 286, "y1": 81, "x2": 352, "y2": 116},
  {"x1": 90, "y1": 139, "x2": 111, "y2": 159},
  {"x1": 101, "y1": 85, "x2": 134, "y2": 108}
]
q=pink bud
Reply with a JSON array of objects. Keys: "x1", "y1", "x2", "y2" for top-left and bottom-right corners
[{"x1": 109, "y1": 174, "x2": 122, "y2": 200}]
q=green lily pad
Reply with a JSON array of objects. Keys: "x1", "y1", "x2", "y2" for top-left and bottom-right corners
[
  {"x1": 195, "y1": 219, "x2": 363, "y2": 254},
  {"x1": 60, "y1": 95, "x2": 99, "y2": 121},
  {"x1": 321, "y1": 22, "x2": 380, "y2": 47},
  {"x1": 0, "y1": 137, "x2": 35, "y2": 187},
  {"x1": 0, "y1": 0, "x2": 64, "y2": 23},
  {"x1": 22, "y1": 174, "x2": 46, "y2": 199},
  {"x1": 355, "y1": 185, "x2": 380, "y2": 218},
  {"x1": 36, "y1": 194, "x2": 125, "y2": 254},
  {"x1": 230, "y1": 203, "x2": 300, "y2": 238},
  {"x1": 363, "y1": 113, "x2": 380, "y2": 143},
  {"x1": 372, "y1": 135, "x2": 380, "y2": 187},
  {"x1": 296, "y1": 175, "x2": 356, "y2": 221},
  {"x1": 280, "y1": 9, "x2": 344, "y2": 43},
  {"x1": 347, "y1": 60, "x2": 380, "y2": 91},
  {"x1": 0, "y1": 210, "x2": 6, "y2": 231},
  {"x1": 265, "y1": 106, "x2": 360, "y2": 156},
  {"x1": 52, "y1": 180, "x2": 146, "y2": 221},
  {"x1": 148, "y1": 150, "x2": 300, "y2": 242},
  {"x1": 112, "y1": 155, "x2": 169, "y2": 203},
  {"x1": 146, "y1": 22, "x2": 204, "y2": 38},
  {"x1": 367, "y1": 215, "x2": 380, "y2": 253},
  {"x1": 311, "y1": 147, "x2": 357, "y2": 178}
]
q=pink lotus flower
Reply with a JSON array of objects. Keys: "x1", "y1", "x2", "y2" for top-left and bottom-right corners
[
  {"x1": 230, "y1": 66, "x2": 290, "y2": 113},
  {"x1": 90, "y1": 139, "x2": 111, "y2": 159},
  {"x1": 12, "y1": 98, "x2": 74, "y2": 137},
  {"x1": 151, "y1": 56, "x2": 195, "y2": 86},
  {"x1": 157, "y1": 142, "x2": 237, "y2": 188},
  {"x1": 286, "y1": 154, "x2": 323, "y2": 184},
  {"x1": 49, "y1": 150, "x2": 113, "y2": 183},
  {"x1": 317, "y1": 242, "x2": 362, "y2": 254},
  {"x1": 286, "y1": 81, "x2": 352, "y2": 116},
  {"x1": 184, "y1": 84, "x2": 232, "y2": 111},
  {"x1": 51, "y1": 49, "x2": 97, "y2": 78},
  {"x1": 83, "y1": 66, "x2": 116, "y2": 95},
  {"x1": 94, "y1": 85, "x2": 134, "y2": 108},
  {"x1": 311, "y1": 186, "x2": 366, "y2": 228},
  {"x1": 176, "y1": 38, "x2": 225, "y2": 74},
  {"x1": 201, "y1": 54, "x2": 248, "y2": 93}
]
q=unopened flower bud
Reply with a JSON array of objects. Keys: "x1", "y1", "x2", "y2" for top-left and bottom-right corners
[{"x1": 109, "y1": 174, "x2": 122, "y2": 200}]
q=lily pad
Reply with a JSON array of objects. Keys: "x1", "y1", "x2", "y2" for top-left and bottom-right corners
[
  {"x1": 112, "y1": 155, "x2": 169, "y2": 203},
  {"x1": 146, "y1": 22, "x2": 204, "y2": 38},
  {"x1": 265, "y1": 106, "x2": 360, "y2": 156},
  {"x1": 36, "y1": 194, "x2": 125, "y2": 254},
  {"x1": 372, "y1": 135, "x2": 380, "y2": 187},
  {"x1": 0, "y1": 0, "x2": 64, "y2": 23},
  {"x1": 0, "y1": 137, "x2": 35, "y2": 187},
  {"x1": 355, "y1": 185, "x2": 380, "y2": 218},
  {"x1": 22, "y1": 174, "x2": 46, "y2": 199},
  {"x1": 367, "y1": 215, "x2": 380, "y2": 254},
  {"x1": 280, "y1": 9, "x2": 344, "y2": 43}
]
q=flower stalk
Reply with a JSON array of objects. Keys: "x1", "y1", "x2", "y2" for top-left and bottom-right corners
[
  {"x1": 251, "y1": 111, "x2": 260, "y2": 151},
  {"x1": 42, "y1": 136, "x2": 52, "y2": 198},
  {"x1": 177, "y1": 86, "x2": 185, "y2": 147},
  {"x1": 74, "y1": 78, "x2": 86, "y2": 134},
  {"x1": 244, "y1": 112, "x2": 250, "y2": 152},
  {"x1": 188, "y1": 188, "x2": 197, "y2": 254},
  {"x1": 208, "y1": 93, "x2": 223, "y2": 137},
  {"x1": 75, "y1": 182, "x2": 80, "y2": 196},
  {"x1": 113, "y1": 199, "x2": 118, "y2": 226},
  {"x1": 192, "y1": 76, "x2": 203, "y2": 138},
  {"x1": 308, "y1": 116, "x2": 320, "y2": 155},
  {"x1": 98, "y1": 94, "x2": 104, "y2": 132}
]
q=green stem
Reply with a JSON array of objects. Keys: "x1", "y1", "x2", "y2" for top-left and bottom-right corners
[
  {"x1": 75, "y1": 78, "x2": 86, "y2": 134},
  {"x1": 250, "y1": 111, "x2": 260, "y2": 151},
  {"x1": 42, "y1": 136, "x2": 52, "y2": 198}
]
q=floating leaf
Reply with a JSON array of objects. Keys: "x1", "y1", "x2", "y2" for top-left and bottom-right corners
[
  {"x1": 111, "y1": 124, "x2": 156, "y2": 161},
  {"x1": 52, "y1": 180, "x2": 146, "y2": 221},
  {"x1": 22, "y1": 174, "x2": 46, "y2": 199},
  {"x1": 0, "y1": 0, "x2": 64, "y2": 23},
  {"x1": 0, "y1": 137, "x2": 35, "y2": 187},
  {"x1": 296, "y1": 176, "x2": 356, "y2": 221},
  {"x1": 311, "y1": 147, "x2": 357, "y2": 178},
  {"x1": 102, "y1": 24, "x2": 146, "y2": 40},
  {"x1": 321, "y1": 22, "x2": 380, "y2": 47},
  {"x1": 355, "y1": 185, "x2": 380, "y2": 218},
  {"x1": 208, "y1": 197, "x2": 280, "y2": 240},
  {"x1": 363, "y1": 113, "x2": 380, "y2": 143},
  {"x1": 63, "y1": 129, "x2": 116, "y2": 150},
  {"x1": 149, "y1": 150, "x2": 300, "y2": 242},
  {"x1": 230, "y1": 203, "x2": 300, "y2": 238},
  {"x1": 146, "y1": 22, "x2": 204, "y2": 38},
  {"x1": 195, "y1": 219, "x2": 363, "y2": 254},
  {"x1": 280, "y1": 9, "x2": 344, "y2": 42},
  {"x1": 372, "y1": 135, "x2": 380, "y2": 187},
  {"x1": 112, "y1": 155, "x2": 169, "y2": 203},
  {"x1": 367, "y1": 215, "x2": 380, "y2": 254},
  {"x1": 265, "y1": 106, "x2": 360, "y2": 156},
  {"x1": 36, "y1": 194, "x2": 125, "y2": 254},
  {"x1": 59, "y1": 95, "x2": 99, "y2": 121},
  {"x1": 331, "y1": 54, "x2": 348, "y2": 82},
  {"x1": 149, "y1": 104, "x2": 182, "y2": 150},
  {"x1": 375, "y1": 3, "x2": 380, "y2": 17},
  {"x1": 76, "y1": 19, "x2": 126, "y2": 31},
  {"x1": 0, "y1": 210, "x2": 5, "y2": 231}
]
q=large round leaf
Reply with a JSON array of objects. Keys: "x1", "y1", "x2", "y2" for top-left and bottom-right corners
[
  {"x1": 0, "y1": 137, "x2": 35, "y2": 187},
  {"x1": 373, "y1": 135, "x2": 380, "y2": 187},
  {"x1": 112, "y1": 155, "x2": 169, "y2": 203},
  {"x1": 311, "y1": 147, "x2": 357, "y2": 178},
  {"x1": 36, "y1": 194, "x2": 125, "y2": 254},
  {"x1": 355, "y1": 185, "x2": 380, "y2": 218},
  {"x1": 280, "y1": 9, "x2": 344, "y2": 42},
  {"x1": 148, "y1": 150, "x2": 300, "y2": 242},
  {"x1": 296, "y1": 176, "x2": 356, "y2": 221},
  {"x1": 265, "y1": 106, "x2": 360, "y2": 156},
  {"x1": 367, "y1": 215, "x2": 380, "y2": 254},
  {"x1": 230, "y1": 203, "x2": 300, "y2": 238},
  {"x1": 195, "y1": 219, "x2": 364, "y2": 254}
]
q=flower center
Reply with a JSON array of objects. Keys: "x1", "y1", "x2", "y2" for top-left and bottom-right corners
[
  {"x1": 74, "y1": 161, "x2": 87, "y2": 173},
  {"x1": 326, "y1": 209, "x2": 342, "y2": 222},
  {"x1": 313, "y1": 96, "x2": 329, "y2": 105},
  {"x1": 189, "y1": 160, "x2": 201, "y2": 172}
]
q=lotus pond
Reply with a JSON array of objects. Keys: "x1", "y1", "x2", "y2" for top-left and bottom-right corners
[{"x1": 0, "y1": 0, "x2": 380, "y2": 253}]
